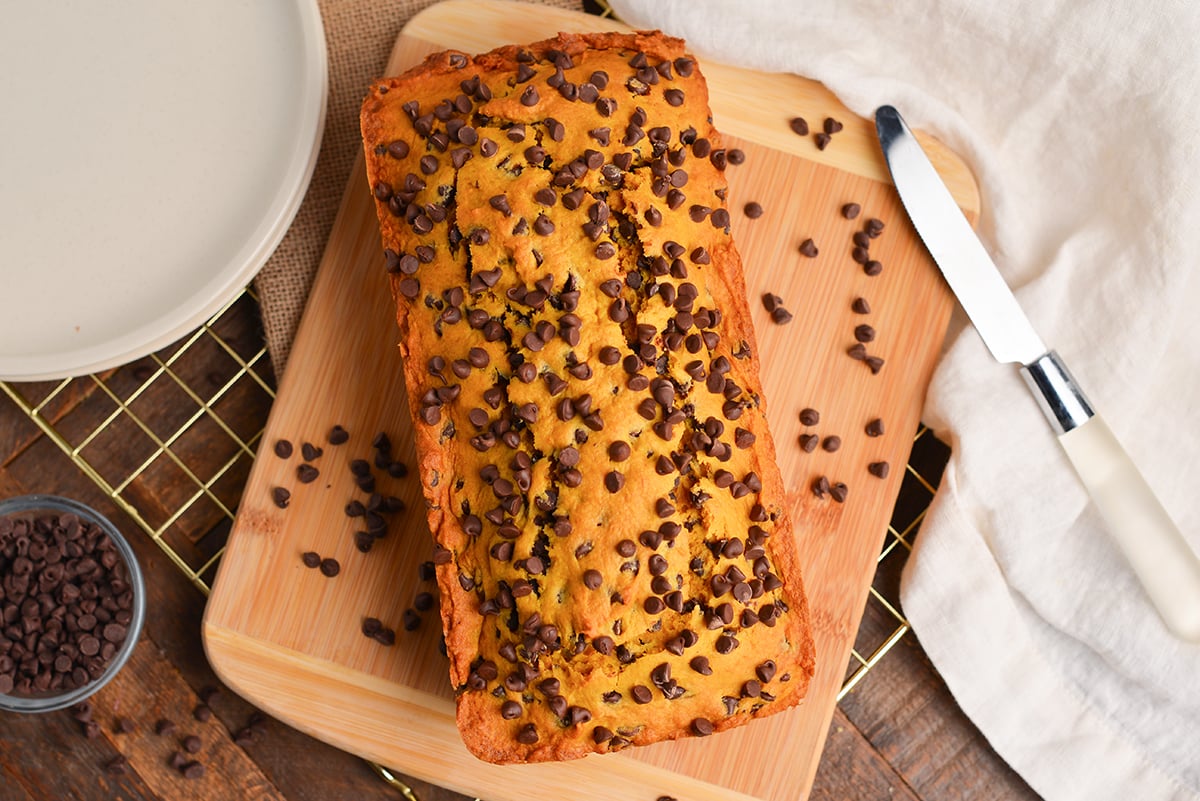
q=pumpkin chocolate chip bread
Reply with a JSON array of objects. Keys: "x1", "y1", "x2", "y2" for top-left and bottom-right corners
[{"x1": 361, "y1": 30, "x2": 815, "y2": 764}]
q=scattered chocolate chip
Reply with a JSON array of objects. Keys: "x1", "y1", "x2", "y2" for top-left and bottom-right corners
[
  {"x1": 271, "y1": 487, "x2": 290, "y2": 509},
  {"x1": 182, "y1": 734, "x2": 202, "y2": 754},
  {"x1": 852, "y1": 297, "x2": 871, "y2": 314},
  {"x1": 863, "y1": 260, "x2": 883, "y2": 276},
  {"x1": 815, "y1": 132, "x2": 831, "y2": 150},
  {"x1": 830, "y1": 482, "x2": 849, "y2": 503},
  {"x1": 301, "y1": 551, "x2": 321, "y2": 568},
  {"x1": 824, "y1": 117, "x2": 844, "y2": 134},
  {"x1": 328, "y1": 425, "x2": 349, "y2": 445},
  {"x1": 822, "y1": 436, "x2": 842, "y2": 452},
  {"x1": 866, "y1": 418, "x2": 885, "y2": 437},
  {"x1": 181, "y1": 761, "x2": 206, "y2": 779},
  {"x1": 841, "y1": 202, "x2": 861, "y2": 220},
  {"x1": 691, "y1": 718, "x2": 714, "y2": 736},
  {"x1": 789, "y1": 117, "x2": 809, "y2": 136},
  {"x1": 297, "y1": 464, "x2": 319, "y2": 484},
  {"x1": 798, "y1": 238, "x2": 819, "y2": 258},
  {"x1": 193, "y1": 704, "x2": 212, "y2": 722},
  {"x1": 854, "y1": 324, "x2": 876, "y2": 343},
  {"x1": 743, "y1": 202, "x2": 764, "y2": 219},
  {"x1": 865, "y1": 356, "x2": 885, "y2": 374},
  {"x1": 868, "y1": 461, "x2": 890, "y2": 478},
  {"x1": 273, "y1": 439, "x2": 293, "y2": 459},
  {"x1": 799, "y1": 433, "x2": 819, "y2": 453},
  {"x1": 319, "y1": 558, "x2": 340, "y2": 578},
  {"x1": 155, "y1": 718, "x2": 176, "y2": 737}
]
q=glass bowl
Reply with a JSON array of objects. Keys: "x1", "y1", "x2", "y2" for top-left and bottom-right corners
[{"x1": 0, "y1": 494, "x2": 146, "y2": 713}]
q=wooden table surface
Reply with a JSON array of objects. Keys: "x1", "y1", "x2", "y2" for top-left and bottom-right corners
[{"x1": 0, "y1": 295, "x2": 1042, "y2": 801}]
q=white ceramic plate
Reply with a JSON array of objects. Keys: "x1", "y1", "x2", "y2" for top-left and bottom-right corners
[{"x1": 0, "y1": 1, "x2": 327, "y2": 381}]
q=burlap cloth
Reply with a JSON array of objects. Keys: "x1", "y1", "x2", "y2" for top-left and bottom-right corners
[{"x1": 254, "y1": 0, "x2": 586, "y2": 377}]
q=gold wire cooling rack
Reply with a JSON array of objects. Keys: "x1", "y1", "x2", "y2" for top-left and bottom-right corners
[{"x1": 1, "y1": 286, "x2": 946, "y2": 795}]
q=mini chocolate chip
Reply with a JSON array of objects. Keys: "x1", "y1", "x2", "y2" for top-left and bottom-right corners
[
  {"x1": 830, "y1": 482, "x2": 849, "y2": 502},
  {"x1": 842, "y1": 202, "x2": 861, "y2": 219},
  {"x1": 319, "y1": 558, "x2": 339, "y2": 577},
  {"x1": 825, "y1": 117, "x2": 844, "y2": 134},
  {"x1": 866, "y1": 418, "x2": 885, "y2": 437},
  {"x1": 855, "y1": 324, "x2": 876, "y2": 343},
  {"x1": 864, "y1": 260, "x2": 883, "y2": 276},
  {"x1": 852, "y1": 296, "x2": 871, "y2": 314},
  {"x1": 727, "y1": 149, "x2": 745, "y2": 165},
  {"x1": 789, "y1": 117, "x2": 809, "y2": 136},
  {"x1": 691, "y1": 718, "x2": 714, "y2": 736},
  {"x1": 799, "y1": 407, "x2": 820, "y2": 426},
  {"x1": 273, "y1": 439, "x2": 293, "y2": 458},
  {"x1": 631, "y1": 685, "x2": 652, "y2": 704},
  {"x1": 520, "y1": 86, "x2": 539, "y2": 106},
  {"x1": 815, "y1": 132, "x2": 831, "y2": 150},
  {"x1": 865, "y1": 355, "x2": 885, "y2": 374},
  {"x1": 271, "y1": 487, "x2": 290, "y2": 509},
  {"x1": 868, "y1": 461, "x2": 890, "y2": 478},
  {"x1": 182, "y1": 735, "x2": 202, "y2": 754},
  {"x1": 799, "y1": 433, "x2": 819, "y2": 452},
  {"x1": 799, "y1": 238, "x2": 819, "y2": 258},
  {"x1": 822, "y1": 436, "x2": 842, "y2": 452},
  {"x1": 743, "y1": 202, "x2": 764, "y2": 218}
]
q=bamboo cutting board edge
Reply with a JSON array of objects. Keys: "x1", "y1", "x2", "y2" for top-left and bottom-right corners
[{"x1": 203, "y1": 3, "x2": 979, "y2": 799}]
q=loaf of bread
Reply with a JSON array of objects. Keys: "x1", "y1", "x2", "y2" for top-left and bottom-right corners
[{"x1": 361, "y1": 30, "x2": 814, "y2": 764}]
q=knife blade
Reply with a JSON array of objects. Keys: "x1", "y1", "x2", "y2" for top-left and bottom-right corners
[{"x1": 875, "y1": 104, "x2": 1200, "y2": 641}]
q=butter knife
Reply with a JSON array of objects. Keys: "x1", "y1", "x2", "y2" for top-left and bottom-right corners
[{"x1": 875, "y1": 105, "x2": 1200, "y2": 641}]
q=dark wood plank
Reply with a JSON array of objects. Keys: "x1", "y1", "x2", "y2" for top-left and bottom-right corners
[
  {"x1": 811, "y1": 708, "x2": 923, "y2": 801},
  {"x1": 838, "y1": 633, "x2": 1042, "y2": 801}
]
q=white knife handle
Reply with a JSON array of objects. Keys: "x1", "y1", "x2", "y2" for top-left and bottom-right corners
[{"x1": 1021, "y1": 353, "x2": 1200, "y2": 641}]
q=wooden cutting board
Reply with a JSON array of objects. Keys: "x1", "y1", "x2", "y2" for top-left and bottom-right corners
[{"x1": 203, "y1": 2, "x2": 978, "y2": 799}]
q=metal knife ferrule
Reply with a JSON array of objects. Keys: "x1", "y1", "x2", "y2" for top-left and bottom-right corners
[{"x1": 1019, "y1": 351, "x2": 1094, "y2": 434}]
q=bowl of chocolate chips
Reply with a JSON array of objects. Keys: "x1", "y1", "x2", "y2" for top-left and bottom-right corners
[{"x1": 0, "y1": 495, "x2": 145, "y2": 712}]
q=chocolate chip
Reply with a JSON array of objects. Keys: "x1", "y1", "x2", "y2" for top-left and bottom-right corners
[
  {"x1": 273, "y1": 439, "x2": 293, "y2": 458},
  {"x1": 520, "y1": 86, "x2": 539, "y2": 106},
  {"x1": 824, "y1": 117, "x2": 844, "y2": 134},
  {"x1": 822, "y1": 436, "x2": 842, "y2": 452},
  {"x1": 181, "y1": 761, "x2": 206, "y2": 779},
  {"x1": 387, "y1": 140, "x2": 410, "y2": 159},
  {"x1": 854, "y1": 324, "x2": 876, "y2": 343},
  {"x1": 789, "y1": 117, "x2": 809, "y2": 136},
  {"x1": 815, "y1": 132, "x2": 831, "y2": 150},
  {"x1": 328, "y1": 425, "x2": 349, "y2": 445},
  {"x1": 319, "y1": 558, "x2": 340, "y2": 577},
  {"x1": 799, "y1": 433, "x2": 819, "y2": 452},
  {"x1": 299, "y1": 442, "x2": 322, "y2": 462},
  {"x1": 841, "y1": 202, "x2": 861, "y2": 219},
  {"x1": 193, "y1": 704, "x2": 212, "y2": 722},
  {"x1": 864, "y1": 260, "x2": 883, "y2": 276},
  {"x1": 691, "y1": 718, "x2": 714, "y2": 736},
  {"x1": 182, "y1": 734, "x2": 202, "y2": 754},
  {"x1": 852, "y1": 296, "x2": 871, "y2": 314},
  {"x1": 866, "y1": 218, "x2": 886, "y2": 237},
  {"x1": 631, "y1": 685, "x2": 653, "y2": 704},
  {"x1": 830, "y1": 482, "x2": 849, "y2": 503},
  {"x1": 271, "y1": 487, "x2": 290, "y2": 509},
  {"x1": 868, "y1": 461, "x2": 890, "y2": 478},
  {"x1": 727, "y1": 149, "x2": 745, "y2": 165},
  {"x1": 798, "y1": 238, "x2": 819, "y2": 258},
  {"x1": 301, "y1": 551, "x2": 321, "y2": 568},
  {"x1": 156, "y1": 718, "x2": 176, "y2": 736},
  {"x1": 743, "y1": 201, "x2": 764, "y2": 219},
  {"x1": 866, "y1": 418, "x2": 885, "y2": 437},
  {"x1": 865, "y1": 356, "x2": 885, "y2": 374}
]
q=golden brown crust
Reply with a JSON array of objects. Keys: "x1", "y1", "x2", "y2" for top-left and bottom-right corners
[{"x1": 362, "y1": 30, "x2": 814, "y2": 764}]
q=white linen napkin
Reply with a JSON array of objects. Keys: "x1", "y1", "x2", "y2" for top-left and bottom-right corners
[{"x1": 608, "y1": 1, "x2": 1200, "y2": 798}]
